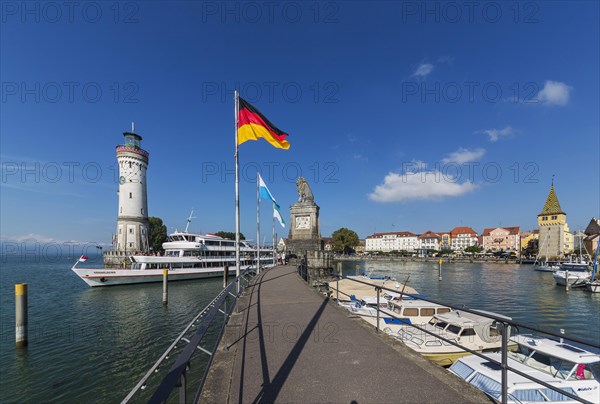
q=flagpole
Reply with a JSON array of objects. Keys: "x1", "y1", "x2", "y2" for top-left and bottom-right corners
[
  {"x1": 257, "y1": 173, "x2": 261, "y2": 275},
  {"x1": 272, "y1": 202, "x2": 276, "y2": 263},
  {"x1": 234, "y1": 90, "x2": 240, "y2": 293}
]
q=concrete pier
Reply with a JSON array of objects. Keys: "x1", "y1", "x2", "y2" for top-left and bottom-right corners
[{"x1": 201, "y1": 265, "x2": 489, "y2": 403}]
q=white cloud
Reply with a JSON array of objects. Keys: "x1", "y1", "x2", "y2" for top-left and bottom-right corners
[
  {"x1": 441, "y1": 148, "x2": 486, "y2": 164},
  {"x1": 413, "y1": 63, "x2": 434, "y2": 78},
  {"x1": 369, "y1": 171, "x2": 477, "y2": 203},
  {"x1": 537, "y1": 81, "x2": 572, "y2": 106},
  {"x1": 478, "y1": 126, "x2": 514, "y2": 142}
]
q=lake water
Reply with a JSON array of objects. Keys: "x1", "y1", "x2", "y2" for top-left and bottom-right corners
[{"x1": 1, "y1": 256, "x2": 598, "y2": 402}]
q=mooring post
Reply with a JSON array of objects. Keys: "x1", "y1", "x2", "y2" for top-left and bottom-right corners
[
  {"x1": 162, "y1": 269, "x2": 168, "y2": 305},
  {"x1": 376, "y1": 287, "x2": 380, "y2": 333},
  {"x1": 565, "y1": 270, "x2": 569, "y2": 291},
  {"x1": 355, "y1": 264, "x2": 359, "y2": 276},
  {"x1": 501, "y1": 322, "x2": 508, "y2": 404},
  {"x1": 16, "y1": 284, "x2": 28, "y2": 348},
  {"x1": 438, "y1": 259, "x2": 443, "y2": 281},
  {"x1": 223, "y1": 265, "x2": 229, "y2": 288}
]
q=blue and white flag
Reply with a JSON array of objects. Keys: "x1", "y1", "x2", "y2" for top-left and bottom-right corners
[
  {"x1": 258, "y1": 173, "x2": 277, "y2": 203},
  {"x1": 273, "y1": 202, "x2": 286, "y2": 227}
]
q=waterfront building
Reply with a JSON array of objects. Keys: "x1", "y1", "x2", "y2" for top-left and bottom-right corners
[
  {"x1": 418, "y1": 230, "x2": 441, "y2": 251},
  {"x1": 537, "y1": 181, "x2": 571, "y2": 260},
  {"x1": 439, "y1": 232, "x2": 451, "y2": 250},
  {"x1": 482, "y1": 227, "x2": 521, "y2": 252},
  {"x1": 449, "y1": 227, "x2": 478, "y2": 251},
  {"x1": 115, "y1": 130, "x2": 150, "y2": 253},
  {"x1": 583, "y1": 218, "x2": 600, "y2": 257},
  {"x1": 520, "y1": 230, "x2": 539, "y2": 250},
  {"x1": 365, "y1": 231, "x2": 418, "y2": 253}
]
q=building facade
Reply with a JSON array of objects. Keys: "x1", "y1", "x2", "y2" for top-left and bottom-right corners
[
  {"x1": 418, "y1": 230, "x2": 441, "y2": 251},
  {"x1": 520, "y1": 230, "x2": 539, "y2": 250},
  {"x1": 482, "y1": 227, "x2": 521, "y2": 252},
  {"x1": 365, "y1": 232, "x2": 418, "y2": 252},
  {"x1": 449, "y1": 227, "x2": 478, "y2": 251}
]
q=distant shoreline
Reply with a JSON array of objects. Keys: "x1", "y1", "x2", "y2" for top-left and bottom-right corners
[{"x1": 335, "y1": 255, "x2": 528, "y2": 264}]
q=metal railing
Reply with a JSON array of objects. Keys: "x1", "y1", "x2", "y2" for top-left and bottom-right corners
[
  {"x1": 122, "y1": 267, "x2": 257, "y2": 404},
  {"x1": 312, "y1": 269, "x2": 599, "y2": 404}
]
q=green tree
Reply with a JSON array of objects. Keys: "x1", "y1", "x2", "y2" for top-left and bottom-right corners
[
  {"x1": 465, "y1": 245, "x2": 483, "y2": 254},
  {"x1": 149, "y1": 217, "x2": 167, "y2": 253},
  {"x1": 440, "y1": 248, "x2": 454, "y2": 255},
  {"x1": 331, "y1": 228, "x2": 359, "y2": 254},
  {"x1": 215, "y1": 231, "x2": 245, "y2": 240}
]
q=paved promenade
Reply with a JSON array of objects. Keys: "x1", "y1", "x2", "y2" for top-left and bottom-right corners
[{"x1": 201, "y1": 265, "x2": 490, "y2": 403}]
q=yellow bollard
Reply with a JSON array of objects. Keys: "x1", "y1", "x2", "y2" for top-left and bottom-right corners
[
  {"x1": 162, "y1": 269, "x2": 168, "y2": 305},
  {"x1": 438, "y1": 259, "x2": 443, "y2": 281},
  {"x1": 16, "y1": 284, "x2": 28, "y2": 348}
]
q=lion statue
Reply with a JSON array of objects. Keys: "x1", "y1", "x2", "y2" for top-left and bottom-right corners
[{"x1": 296, "y1": 177, "x2": 314, "y2": 203}]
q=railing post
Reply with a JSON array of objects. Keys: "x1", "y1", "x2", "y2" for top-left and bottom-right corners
[
  {"x1": 501, "y1": 321, "x2": 508, "y2": 404},
  {"x1": 376, "y1": 287, "x2": 380, "y2": 333},
  {"x1": 179, "y1": 368, "x2": 186, "y2": 404},
  {"x1": 336, "y1": 273, "x2": 339, "y2": 301},
  {"x1": 223, "y1": 265, "x2": 229, "y2": 288}
]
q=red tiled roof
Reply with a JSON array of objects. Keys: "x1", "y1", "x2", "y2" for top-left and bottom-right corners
[
  {"x1": 418, "y1": 230, "x2": 441, "y2": 239},
  {"x1": 450, "y1": 226, "x2": 477, "y2": 237},
  {"x1": 483, "y1": 227, "x2": 520, "y2": 236}
]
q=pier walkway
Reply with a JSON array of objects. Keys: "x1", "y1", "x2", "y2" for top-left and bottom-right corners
[{"x1": 201, "y1": 265, "x2": 490, "y2": 403}]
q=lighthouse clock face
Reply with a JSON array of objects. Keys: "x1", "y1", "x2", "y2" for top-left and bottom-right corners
[
  {"x1": 296, "y1": 216, "x2": 311, "y2": 230},
  {"x1": 119, "y1": 176, "x2": 126, "y2": 185}
]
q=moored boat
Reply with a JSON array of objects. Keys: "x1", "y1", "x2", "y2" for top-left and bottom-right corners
[
  {"x1": 553, "y1": 262, "x2": 591, "y2": 288},
  {"x1": 392, "y1": 310, "x2": 514, "y2": 367},
  {"x1": 449, "y1": 334, "x2": 600, "y2": 403}
]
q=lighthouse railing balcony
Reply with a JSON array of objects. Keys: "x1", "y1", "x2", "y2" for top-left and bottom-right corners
[{"x1": 116, "y1": 145, "x2": 149, "y2": 158}]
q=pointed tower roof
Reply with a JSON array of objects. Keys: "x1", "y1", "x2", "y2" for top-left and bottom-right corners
[{"x1": 538, "y1": 183, "x2": 566, "y2": 216}]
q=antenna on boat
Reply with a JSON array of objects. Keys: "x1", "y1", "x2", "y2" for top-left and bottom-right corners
[{"x1": 184, "y1": 209, "x2": 196, "y2": 233}]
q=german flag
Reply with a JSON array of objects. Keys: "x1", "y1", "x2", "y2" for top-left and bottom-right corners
[{"x1": 238, "y1": 97, "x2": 290, "y2": 150}]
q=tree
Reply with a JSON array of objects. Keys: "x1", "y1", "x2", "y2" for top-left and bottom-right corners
[
  {"x1": 465, "y1": 245, "x2": 483, "y2": 254},
  {"x1": 149, "y1": 217, "x2": 167, "y2": 253},
  {"x1": 331, "y1": 228, "x2": 359, "y2": 254},
  {"x1": 215, "y1": 231, "x2": 245, "y2": 240},
  {"x1": 440, "y1": 248, "x2": 454, "y2": 255}
]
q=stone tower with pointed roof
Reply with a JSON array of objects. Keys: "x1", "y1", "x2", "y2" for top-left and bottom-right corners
[{"x1": 537, "y1": 179, "x2": 572, "y2": 260}]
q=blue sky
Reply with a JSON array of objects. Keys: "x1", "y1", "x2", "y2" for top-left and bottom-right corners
[{"x1": 1, "y1": 1, "x2": 599, "y2": 248}]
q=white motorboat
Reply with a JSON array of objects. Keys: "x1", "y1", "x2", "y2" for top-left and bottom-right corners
[
  {"x1": 553, "y1": 262, "x2": 591, "y2": 288},
  {"x1": 357, "y1": 299, "x2": 451, "y2": 328},
  {"x1": 72, "y1": 232, "x2": 275, "y2": 287},
  {"x1": 449, "y1": 334, "x2": 600, "y2": 403},
  {"x1": 392, "y1": 310, "x2": 514, "y2": 367},
  {"x1": 585, "y1": 243, "x2": 600, "y2": 293}
]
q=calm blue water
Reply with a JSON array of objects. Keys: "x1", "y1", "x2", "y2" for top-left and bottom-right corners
[
  {"x1": 0, "y1": 255, "x2": 224, "y2": 403},
  {"x1": 1, "y1": 256, "x2": 598, "y2": 402},
  {"x1": 341, "y1": 260, "x2": 600, "y2": 343}
]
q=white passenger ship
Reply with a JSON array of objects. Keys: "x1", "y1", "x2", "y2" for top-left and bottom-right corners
[{"x1": 72, "y1": 232, "x2": 275, "y2": 287}]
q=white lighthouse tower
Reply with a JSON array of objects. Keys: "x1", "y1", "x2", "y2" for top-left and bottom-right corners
[{"x1": 115, "y1": 127, "x2": 150, "y2": 253}]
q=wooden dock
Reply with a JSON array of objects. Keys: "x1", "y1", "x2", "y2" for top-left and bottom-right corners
[{"x1": 200, "y1": 265, "x2": 490, "y2": 403}]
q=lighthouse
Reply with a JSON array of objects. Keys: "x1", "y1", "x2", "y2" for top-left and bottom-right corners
[{"x1": 115, "y1": 127, "x2": 150, "y2": 253}]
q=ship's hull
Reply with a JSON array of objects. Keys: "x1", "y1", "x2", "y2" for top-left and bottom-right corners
[{"x1": 72, "y1": 265, "x2": 269, "y2": 287}]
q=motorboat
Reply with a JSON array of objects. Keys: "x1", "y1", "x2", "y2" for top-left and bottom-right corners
[
  {"x1": 391, "y1": 310, "x2": 514, "y2": 367},
  {"x1": 449, "y1": 334, "x2": 600, "y2": 403}
]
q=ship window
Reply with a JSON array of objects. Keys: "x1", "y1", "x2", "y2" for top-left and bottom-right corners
[
  {"x1": 447, "y1": 325, "x2": 462, "y2": 335},
  {"x1": 437, "y1": 308, "x2": 451, "y2": 314},
  {"x1": 512, "y1": 389, "x2": 545, "y2": 402},
  {"x1": 460, "y1": 328, "x2": 476, "y2": 337},
  {"x1": 420, "y1": 308, "x2": 435, "y2": 317}
]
